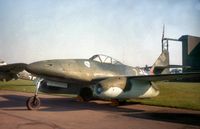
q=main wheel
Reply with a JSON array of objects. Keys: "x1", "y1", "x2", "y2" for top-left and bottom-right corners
[
  {"x1": 26, "y1": 96, "x2": 40, "y2": 110},
  {"x1": 110, "y1": 99, "x2": 126, "y2": 106},
  {"x1": 79, "y1": 87, "x2": 93, "y2": 102}
]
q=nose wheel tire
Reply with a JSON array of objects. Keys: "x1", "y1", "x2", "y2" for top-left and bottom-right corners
[{"x1": 26, "y1": 96, "x2": 41, "y2": 110}]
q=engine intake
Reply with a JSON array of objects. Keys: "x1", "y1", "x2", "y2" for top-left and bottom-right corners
[{"x1": 95, "y1": 77, "x2": 127, "y2": 98}]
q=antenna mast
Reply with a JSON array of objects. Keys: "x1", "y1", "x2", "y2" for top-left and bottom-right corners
[
  {"x1": 161, "y1": 25, "x2": 179, "y2": 52},
  {"x1": 161, "y1": 25, "x2": 168, "y2": 52}
]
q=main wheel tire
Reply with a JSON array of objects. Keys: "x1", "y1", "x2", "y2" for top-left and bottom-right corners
[
  {"x1": 110, "y1": 99, "x2": 126, "y2": 106},
  {"x1": 79, "y1": 87, "x2": 93, "y2": 102},
  {"x1": 26, "y1": 96, "x2": 40, "y2": 110},
  {"x1": 110, "y1": 99, "x2": 120, "y2": 106}
]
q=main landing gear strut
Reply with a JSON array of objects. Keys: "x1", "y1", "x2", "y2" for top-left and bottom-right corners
[
  {"x1": 26, "y1": 79, "x2": 43, "y2": 110},
  {"x1": 77, "y1": 87, "x2": 93, "y2": 102}
]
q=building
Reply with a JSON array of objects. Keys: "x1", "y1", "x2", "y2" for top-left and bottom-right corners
[{"x1": 179, "y1": 35, "x2": 200, "y2": 72}]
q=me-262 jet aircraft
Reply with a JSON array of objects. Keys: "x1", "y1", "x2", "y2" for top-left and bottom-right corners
[{"x1": 1, "y1": 49, "x2": 200, "y2": 110}]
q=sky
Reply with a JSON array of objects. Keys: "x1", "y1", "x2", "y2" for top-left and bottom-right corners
[{"x1": 0, "y1": 0, "x2": 200, "y2": 66}]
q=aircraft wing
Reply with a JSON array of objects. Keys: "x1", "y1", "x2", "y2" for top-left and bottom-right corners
[
  {"x1": 0, "y1": 63, "x2": 27, "y2": 73},
  {"x1": 91, "y1": 72, "x2": 200, "y2": 84},
  {"x1": 128, "y1": 72, "x2": 200, "y2": 81},
  {"x1": 0, "y1": 63, "x2": 27, "y2": 81}
]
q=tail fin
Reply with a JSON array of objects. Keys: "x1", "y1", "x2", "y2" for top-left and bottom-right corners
[{"x1": 150, "y1": 50, "x2": 170, "y2": 75}]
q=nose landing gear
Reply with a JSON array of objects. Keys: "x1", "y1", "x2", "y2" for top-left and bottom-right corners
[{"x1": 26, "y1": 78, "x2": 43, "y2": 110}]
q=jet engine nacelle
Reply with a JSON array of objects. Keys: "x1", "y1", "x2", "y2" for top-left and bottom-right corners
[
  {"x1": 94, "y1": 77, "x2": 127, "y2": 98},
  {"x1": 94, "y1": 77, "x2": 160, "y2": 99}
]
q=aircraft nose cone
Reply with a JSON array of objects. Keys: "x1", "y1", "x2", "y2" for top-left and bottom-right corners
[{"x1": 26, "y1": 61, "x2": 61, "y2": 76}]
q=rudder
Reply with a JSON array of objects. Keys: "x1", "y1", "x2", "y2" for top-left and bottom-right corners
[{"x1": 150, "y1": 50, "x2": 170, "y2": 74}]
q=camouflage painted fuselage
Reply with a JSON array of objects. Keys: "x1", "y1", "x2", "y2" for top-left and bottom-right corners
[
  {"x1": 26, "y1": 58, "x2": 159, "y2": 100},
  {"x1": 27, "y1": 59, "x2": 142, "y2": 82}
]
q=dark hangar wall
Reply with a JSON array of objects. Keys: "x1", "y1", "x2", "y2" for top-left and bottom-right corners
[{"x1": 179, "y1": 35, "x2": 200, "y2": 72}]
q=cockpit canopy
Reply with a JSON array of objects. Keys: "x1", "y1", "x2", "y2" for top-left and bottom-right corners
[{"x1": 89, "y1": 54, "x2": 123, "y2": 65}]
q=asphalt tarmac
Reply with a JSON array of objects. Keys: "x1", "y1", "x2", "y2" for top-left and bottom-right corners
[{"x1": 0, "y1": 90, "x2": 200, "y2": 129}]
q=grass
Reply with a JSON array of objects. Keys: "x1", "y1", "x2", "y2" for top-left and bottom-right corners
[
  {"x1": 0, "y1": 80, "x2": 200, "y2": 110},
  {"x1": 0, "y1": 80, "x2": 76, "y2": 97},
  {"x1": 0, "y1": 80, "x2": 35, "y2": 93},
  {"x1": 129, "y1": 81, "x2": 200, "y2": 110}
]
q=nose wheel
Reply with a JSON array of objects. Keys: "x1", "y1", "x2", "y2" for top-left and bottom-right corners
[{"x1": 26, "y1": 96, "x2": 40, "y2": 110}]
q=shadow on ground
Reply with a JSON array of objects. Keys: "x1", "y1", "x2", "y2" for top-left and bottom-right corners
[{"x1": 0, "y1": 94, "x2": 200, "y2": 126}]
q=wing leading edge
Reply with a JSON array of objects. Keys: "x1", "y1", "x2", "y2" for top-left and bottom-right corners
[
  {"x1": 0, "y1": 63, "x2": 27, "y2": 81},
  {"x1": 0, "y1": 63, "x2": 27, "y2": 73}
]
